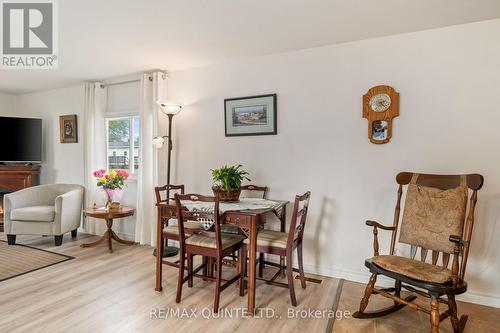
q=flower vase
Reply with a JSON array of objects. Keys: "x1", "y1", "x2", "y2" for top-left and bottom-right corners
[{"x1": 104, "y1": 189, "x2": 123, "y2": 210}]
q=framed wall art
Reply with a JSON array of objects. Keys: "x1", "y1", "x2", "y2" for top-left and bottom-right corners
[
  {"x1": 224, "y1": 94, "x2": 277, "y2": 137},
  {"x1": 59, "y1": 114, "x2": 78, "y2": 143}
]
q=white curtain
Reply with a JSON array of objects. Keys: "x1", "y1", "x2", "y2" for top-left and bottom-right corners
[
  {"x1": 135, "y1": 72, "x2": 167, "y2": 245},
  {"x1": 83, "y1": 82, "x2": 107, "y2": 235}
]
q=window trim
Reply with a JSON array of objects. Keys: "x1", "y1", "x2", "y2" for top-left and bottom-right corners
[{"x1": 105, "y1": 115, "x2": 140, "y2": 180}]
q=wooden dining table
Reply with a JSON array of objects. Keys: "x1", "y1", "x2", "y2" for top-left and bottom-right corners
[{"x1": 155, "y1": 198, "x2": 288, "y2": 314}]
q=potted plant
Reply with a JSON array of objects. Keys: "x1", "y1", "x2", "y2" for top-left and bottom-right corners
[
  {"x1": 211, "y1": 164, "x2": 250, "y2": 202},
  {"x1": 93, "y1": 168, "x2": 129, "y2": 209}
]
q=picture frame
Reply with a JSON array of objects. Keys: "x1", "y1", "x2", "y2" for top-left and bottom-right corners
[
  {"x1": 224, "y1": 94, "x2": 277, "y2": 137},
  {"x1": 59, "y1": 114, "x2": 78, "y2": 143}
]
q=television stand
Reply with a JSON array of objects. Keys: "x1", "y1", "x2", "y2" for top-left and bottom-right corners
[{"x1": 0, "y1": 164, "x2": 40, "y2": 232}]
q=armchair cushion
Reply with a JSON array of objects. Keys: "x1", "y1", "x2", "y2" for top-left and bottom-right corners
[
  {"x1": 4, "y1": 184, "x2": 84, "y2": 236},
  {"x1": 11, "y1": 205, "x2": 55, "y2": 222},
  {"x1": 371, "y1": 255, "x2": 452, "y2": 284}
]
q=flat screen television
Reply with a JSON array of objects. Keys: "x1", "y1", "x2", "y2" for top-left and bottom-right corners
[{"x1": 0, "y1": 116, "x2": 42, "y2": 163}]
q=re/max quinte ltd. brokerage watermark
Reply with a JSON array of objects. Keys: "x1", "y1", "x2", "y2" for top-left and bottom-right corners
[
  {"x1": 1, "y1": 0, "x2": 58, "y2": 69},
  {"x1": 150, "y1": 307, "x2": 351, "y2": 320}
]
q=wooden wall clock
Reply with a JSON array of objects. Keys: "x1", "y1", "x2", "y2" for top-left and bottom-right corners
[{"x1": 362, "y1": 85, "x2": 399, "y2": 144}]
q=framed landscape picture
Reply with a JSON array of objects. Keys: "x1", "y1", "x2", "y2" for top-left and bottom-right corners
[
  {"x1": 224, "y1": 94, "x2": 277, "y2": 137},
  {"x1": 59, "y1": 114, "x2": 78, "y2": 143}
]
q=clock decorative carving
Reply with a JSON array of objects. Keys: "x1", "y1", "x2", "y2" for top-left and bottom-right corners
[{"x1": 363, "y1": 85, "x2": 399, "y2": 144}]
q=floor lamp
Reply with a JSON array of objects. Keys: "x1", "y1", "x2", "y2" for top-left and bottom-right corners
[{"x1": 152, "y1": 100, "x2": 181, "y2": 257}]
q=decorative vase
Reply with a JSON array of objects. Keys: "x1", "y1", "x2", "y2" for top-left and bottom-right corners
[
  {"x1": 212, "y1": 187, "x2": 241, "y2": 202},
  {"x1": 104, "y1": 189, "x2": 123, "y2": 209}
]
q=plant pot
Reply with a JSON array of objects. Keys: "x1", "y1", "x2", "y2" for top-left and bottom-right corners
[{"x1": 212, "y1": 187, "x2": 241, "y2": 202}]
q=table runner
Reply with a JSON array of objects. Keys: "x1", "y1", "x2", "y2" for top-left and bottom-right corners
[{"x1": 180, "y1": 198, "x2": 286, "y2": 230}]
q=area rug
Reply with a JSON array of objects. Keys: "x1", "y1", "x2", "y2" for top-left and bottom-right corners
[{"x1": 0, "y1": 240, "x2": 74, "y2": 282}]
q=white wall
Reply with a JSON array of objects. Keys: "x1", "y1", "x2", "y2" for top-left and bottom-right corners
[
  {"x1": 3, "y1": 18, "x2": 499, "y2": 307},
  {"x1": 13, "y1": 83, "x2": 138, "y2": 239},
  {"x1": 0, "y1": 92, "x2": 16, "y2": 115},
  {"x1": 14, "y1": 85, "x2": 86, "y2": 185},
  {"x1": 1, "y1": 88, "x2": 86, "y2": 184},
  {"x1": 167, "y1": 19, "x2": 500, "y2": 307}
]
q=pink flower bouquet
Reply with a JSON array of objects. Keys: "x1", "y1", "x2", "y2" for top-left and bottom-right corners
[{"x1": 92, "y1": 169, "x2": 129, "y2": 207}]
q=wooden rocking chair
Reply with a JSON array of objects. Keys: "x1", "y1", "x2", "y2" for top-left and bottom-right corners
[{"x1": 353, "y1": 172, "x2": 484, "y2": 333}]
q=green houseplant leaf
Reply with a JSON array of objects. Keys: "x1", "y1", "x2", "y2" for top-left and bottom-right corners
[{"x1": 211, "y1": 164, "x2": 250, "y2": 191}]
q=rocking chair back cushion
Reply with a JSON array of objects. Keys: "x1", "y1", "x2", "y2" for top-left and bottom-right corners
[{"x1": 399, "y1": 174, "x2": 468, "y2": 253}]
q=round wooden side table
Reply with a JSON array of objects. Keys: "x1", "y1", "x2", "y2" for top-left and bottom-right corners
[{"x1": 81, "y1": 206, "x2": 135, "y2": 253}]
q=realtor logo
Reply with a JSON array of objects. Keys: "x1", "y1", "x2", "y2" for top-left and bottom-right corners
[{"x1": 1, "y1": 0, "x2": 58, "y2": 69}]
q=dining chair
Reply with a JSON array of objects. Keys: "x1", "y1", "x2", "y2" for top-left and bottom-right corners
[
  {"x1": 174, "y1": 193, "x2": 246, "y2": 313},
  {"x1": 242, "y1": 191, "x2": 311, "y2": 306},
  {"x1": 241, "y1": 185, "x2": 288, "y2": 275},
  {"x1": 221, "y1": 184, "x2": 270, "y2": 236},
  {"x1": 241, "y1": 184, "x2": 269, "y2": 199},
  {"x1": 221, "y1": 184, "x2": 271, "y2": 265},
  {"x1": 352, "y1": 173, "x2": 483, "y2": 333},
  {"x1": 155, "y1": 184, "x2": 202, "y2": 268},
  {"x1": 155, "y1": 184, "x2": 185, "y2": 204}
]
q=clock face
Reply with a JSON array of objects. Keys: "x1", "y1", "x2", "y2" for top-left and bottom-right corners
[{"x1": 369, "y1": 93, "x2": 391, "y2": 112}]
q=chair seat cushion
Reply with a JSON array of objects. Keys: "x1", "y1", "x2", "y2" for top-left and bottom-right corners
[
  {"x1": 11, "y1": 205, "x2": 55, "y2": 222},
  {"x1": 185, "y1": 234, "x2": 245, "y2": 249},
  {"x1": 244, "y1": 230, "x2": 289, "y2": 249},
  {"x1": 163, "y1": 221, "x2": 203, "y2": 234},
  {"x1": 371, "y1": 255, "x2": 452, "y2": 284},
  {"x1": 221, "y1": 225, "x2": 240, "y2": 234}
]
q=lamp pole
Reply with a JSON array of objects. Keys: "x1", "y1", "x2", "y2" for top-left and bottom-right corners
[
  {"x1": 161, "y1": 113, "x2": 179, "y2": 257},
  {"x1": 165, "y1": 114, "x2": 173, "y2": 201},
  {"x1": 153, "y1": 102, "x2": 181, "y2": 258}
]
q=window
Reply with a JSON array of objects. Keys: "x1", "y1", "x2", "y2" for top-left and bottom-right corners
[
  {"x1": 106, "y1": 116, "x2": 140, "y2": 175},
  {"x1": 104, "y1": 80, "x2": 141, "y2": 176}
]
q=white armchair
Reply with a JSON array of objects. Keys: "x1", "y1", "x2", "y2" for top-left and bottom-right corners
[{"x1": 4, "y1": 184, "x2": 85, "y2": 246}]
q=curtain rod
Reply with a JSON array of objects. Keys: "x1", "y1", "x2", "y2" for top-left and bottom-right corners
[
  {"x1": 100, "y1": 79, "x2": 142, "y2": 88},
  {"x1": 99, "y1": 72, "x2": 166, "y2": 88}
]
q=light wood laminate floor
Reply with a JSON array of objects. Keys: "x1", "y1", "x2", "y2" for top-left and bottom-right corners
[
  {"x1": 1, "y1": 233, "x2": 499, "y2": 333},
  {"x1": 0, "y1": 233, "x2": 338, "y2": 333}
]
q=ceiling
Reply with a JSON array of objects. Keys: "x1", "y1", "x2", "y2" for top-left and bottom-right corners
[{"x1": 1, "y1": 0, "x2": 500, "y2": 94}]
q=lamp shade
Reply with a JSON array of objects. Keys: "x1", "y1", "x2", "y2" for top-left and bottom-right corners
[
  {"x1": 156, "y1": 100, "x2": 182, "y2": 115},
  {"x1": 152, "y1": 136, "x2": 165, "y2": 148}
]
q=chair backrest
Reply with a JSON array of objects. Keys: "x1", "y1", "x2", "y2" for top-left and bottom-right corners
[
  {"x1": 174, "y1": 193, "x2": 222, "y2": 251},
  {"x1": 391, "y1": 172, "x2": 483, "y2": 280},
  {"x1": 9, "y1": 183, "x2": 85, "y2": 207},
  {"x1": 287, "y1": 191, "x2": 311, "y2": 244},
  {"x1": 241, "y1": 185, "x2": 268, "y2": 199},
  {"x1": 154, "y1": 184, "x2": 184, "y2": 204}
]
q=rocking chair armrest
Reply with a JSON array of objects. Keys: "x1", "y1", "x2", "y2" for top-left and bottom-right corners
[
  {"x1": 365, "y1": 220, "x2": 395, "y2": 256},
  {"x1": 449, "y1": 235, "x2": 466, "y2": 286},
  {"x1": 366, "y1": 220, "x2": 396, "y2": 231},
  {"x1": 449, "y1": 235, "x2": 468, "y2": 247}
]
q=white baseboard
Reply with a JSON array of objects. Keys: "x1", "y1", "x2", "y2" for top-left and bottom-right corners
[
  {"x1": 456, "y1": 291, "x2": 500, "y2": 308},
  {"x1": 301, "y1": 263, "x2": 500, "y2": 308}
]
